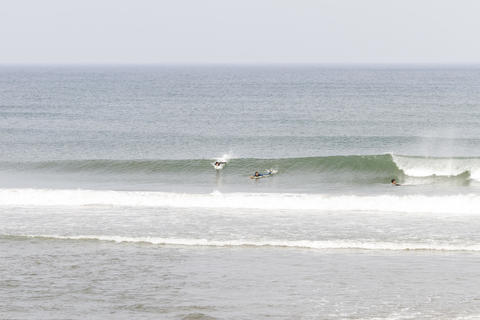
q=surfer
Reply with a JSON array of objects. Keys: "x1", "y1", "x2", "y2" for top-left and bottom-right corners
[
  {"x1": 250, "y1": 169, "x2": 277, "y2": 179},
  {"x1": 391, "y1": 178, "x2": 400, "y2": 186},
  {"x1": 250, "y1": 171, "x2": 264, "y2": 179},
  {"x1": 213, "y1": 161, "x2": 227, "y2": 170}
]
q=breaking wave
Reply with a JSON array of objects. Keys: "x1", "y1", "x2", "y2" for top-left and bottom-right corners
[
  {"x1": 8, "y1": 234, "x2": 480, "y2": 252},
  {"x1": 1, "y1": 154, "x2": 479, "y2": 184},
  {"x1": 1, "y1": 188, "x2": 480, "y2": 214}
]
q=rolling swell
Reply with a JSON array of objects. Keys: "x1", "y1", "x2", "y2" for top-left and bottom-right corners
[
  {"x1": 1, "y1": 154, "x2": 399, "y2": 174},
  {"x1": 0, "y1": 154, "x2": 477, "y2": 183}
]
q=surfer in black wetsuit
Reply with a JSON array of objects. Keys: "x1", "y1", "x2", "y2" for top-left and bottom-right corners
[
  {"x1": 250, "y1": 171, "x2": 263, "y2": 178},
  {"x1": 391, "y1": 178, "x2": 400, "y2": 186}
]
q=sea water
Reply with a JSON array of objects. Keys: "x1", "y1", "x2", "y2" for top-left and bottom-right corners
[{"x1": 1, "y1": 65, "x2": 480, "y2": 319}]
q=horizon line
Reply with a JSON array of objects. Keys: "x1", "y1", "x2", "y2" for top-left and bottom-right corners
[{"x1": 1, "y1": 62, "x2": 480, "y2": 67}]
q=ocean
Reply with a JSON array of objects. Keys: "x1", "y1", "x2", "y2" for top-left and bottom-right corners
[{"x1": 1, "y1": 65, "x2": 480, "y2": 319}]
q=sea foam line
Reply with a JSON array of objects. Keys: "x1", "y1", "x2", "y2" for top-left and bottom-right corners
[
  {"x1": 1, "y1": 188, "x2": 480, "y2": 214},
  {"x1": 10, "y1": 234, "x2": 480, "y2": 252}
]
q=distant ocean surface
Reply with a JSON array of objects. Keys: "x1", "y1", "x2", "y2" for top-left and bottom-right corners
[{"x1": 1, "y1": 65, "x2": 480, "y2": 319}]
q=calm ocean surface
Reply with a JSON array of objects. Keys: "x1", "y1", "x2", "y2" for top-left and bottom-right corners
[{"x1": 1, "y1": 65, "x2": 480, "y2": 319}]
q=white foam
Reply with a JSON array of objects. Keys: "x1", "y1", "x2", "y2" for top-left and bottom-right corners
[
  {"x1": 212, "y1": 153, "x2": 233, "y2": 170},
  {"x1": 1, "y1": 188, "x2": 480, "y2": 214},
  {"x1": 214, "y1": 153, "x2": 233, "y2": 163},
  {"x1": 18, "y1": 234, "x2": 480, "y2": 252},
  {"x1": 392, "y1": 154, "x2": 480, "y2": 180}
]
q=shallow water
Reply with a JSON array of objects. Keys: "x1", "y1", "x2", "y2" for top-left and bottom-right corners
[{"x1": 2, "y1": 237, "x2": 480, "y2": 320}]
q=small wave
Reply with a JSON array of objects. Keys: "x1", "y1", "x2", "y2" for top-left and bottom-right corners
[
  {"x1": 1, "y1": 188, "x2": 480, "y2": 214},
  {"x1": 0, "y1": 155, "x2": 398, "y2": 176},
  {"x1": 8, "y1": 234, "x2": 480, "y2": 252}
]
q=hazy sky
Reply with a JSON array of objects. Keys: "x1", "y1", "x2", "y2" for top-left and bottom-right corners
[{"x1": 1, "y1": 0, "x2": 480, "y2": 64}]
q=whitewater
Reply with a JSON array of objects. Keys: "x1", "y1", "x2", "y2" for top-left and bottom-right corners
[
  {"x1": 2, "y1": 188, "x2": 480, "y2": 215},
  {"x1": 3, "y1": 234, "x2": 477, "y2": 252}
]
